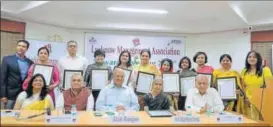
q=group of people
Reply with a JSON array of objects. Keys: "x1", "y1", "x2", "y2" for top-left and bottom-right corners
[{"x1": 1, "y1": 40, "x2": 272, "y2": 121}]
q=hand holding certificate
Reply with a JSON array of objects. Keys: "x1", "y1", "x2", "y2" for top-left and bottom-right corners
[
  {"x1": 162, "y1": 73, "x2": 180, "y2": 93},
  {"x1": 63, "y1": 70, "x2": 83, "y2": 89},
  {"x1": 91, "y1": 69, "x2": 109, "y2": 90},
  {"x1": 216, "y1": 77, "x2": 237, "y2": 100},
  {"x1": 32, "y1": 64, "x2": 54, "y2": 86},
  {"x1": 180, "y1": 76, "x2": 196, "y2": 96},
  {"x1": 136, "y1": 71, "x2": 155, "y2": 94}
]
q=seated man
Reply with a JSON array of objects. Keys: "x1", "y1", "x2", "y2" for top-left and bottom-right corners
[
  {"x1": 143, "y1": 76, "x2": 171, "y2": 110},
  {"x1": 96, "y1": 68, "x2": 139, "y2": 111},
  {"x1": 56, "y1": 74, "x2": 94, "y2": 111},
  {"x1": 185, "y1": 74, "x2": 224, "y2": 114}
]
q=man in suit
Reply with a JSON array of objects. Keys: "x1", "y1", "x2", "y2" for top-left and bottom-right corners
[{"x1": 1, "y1": 40, "x2": 33, "y2": 109}]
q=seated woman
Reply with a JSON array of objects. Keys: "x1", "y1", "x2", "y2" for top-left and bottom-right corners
[
  {"x1": 56, "y1": 74, "x2": 94, "y2": 111},
  {"x1": 13, "y1": 74, "x2": 54, "y2": 110},
  {"x1": 143, "y1": 77, "x2": 171, "y2": 110}
]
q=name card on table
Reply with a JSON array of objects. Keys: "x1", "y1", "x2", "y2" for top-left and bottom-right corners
[
  {"x1": 1, "y1": 111, "x2": 19, "y2": 117},
  {"x1": 172, "y1": 116, "x2": 201, "y2": 124},
  {"x1": 110, "y1": 116, "x2": 140, "y2": 124},
  {"x1": 45, "y1": 115, "x2": 77, "y2": 124},
  {"x1": 216, "y1": 115, "x2": 243, "y2": 123}
]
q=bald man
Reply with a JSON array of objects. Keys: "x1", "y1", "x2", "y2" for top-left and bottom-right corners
[
  {"x1": 96, "y1": 68, "x2": 139, "y2": 111},
  {"x1": 185, "y1": 74, "x2": 224, "y2": 114}
]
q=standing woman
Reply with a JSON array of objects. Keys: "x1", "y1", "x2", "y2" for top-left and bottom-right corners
[
  {"x1": 115, "y1": 50, "x2": 133, "y2": 70},
  {"x1": 84, "y1": 49, "x2": 113, "y2": 104},
  {"x1": 241, "y1": 51, "x2": 272, "y2": 120},
  {"x1": 192, "y1": 51, "x2": 214, "y2": 74},
  {"x1": 159, "y1": 58, "x2": 179, "y2": 110},
  {"x1": 23, "y1": 47, "x2": 60, "y2": 104},
  {"x1": 213, "y1": 54, "x2": 245, "y2": 114},
  {"x1": 177, "y1": 56, "x2": 197, "y2": 110},
  {"x1": 133, "y1": 49, "x2": 161, "y2": 110}
]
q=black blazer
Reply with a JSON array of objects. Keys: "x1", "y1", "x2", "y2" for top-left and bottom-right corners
[{"x1": 1, "y1": 54, "x2": 33, "y2": 100}]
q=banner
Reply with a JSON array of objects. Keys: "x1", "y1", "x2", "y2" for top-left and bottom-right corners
[
  {"x1": 25, "y1": 39, "x2": 67, "y2": 65},
  {"x1": 85, "y1": 33, "x2": 185, "y2": 71}
]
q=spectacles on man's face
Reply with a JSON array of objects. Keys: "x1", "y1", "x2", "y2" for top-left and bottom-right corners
[{"x1": 68, "y1": 45, "x2": 77, "y2": 48}]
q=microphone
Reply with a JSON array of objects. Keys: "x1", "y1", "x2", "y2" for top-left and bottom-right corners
[{"x1": 16, "y1": 108, "x2": 51, "y2": 121}]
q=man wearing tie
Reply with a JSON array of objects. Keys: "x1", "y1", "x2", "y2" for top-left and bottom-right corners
[
  {"x1": 1, "y1": 40, "x2": 33, "y2": 109},
  {"x1": 185, "y1": 74, "x2": 224, "y2": 114}
]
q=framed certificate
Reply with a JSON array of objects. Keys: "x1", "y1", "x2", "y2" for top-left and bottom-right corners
[
  {"x1": 197, "y1": 73, "x2": 212, "y2": 87},
  {"x1": 32, "y1": 64, "x2": 54, "y2": 86},
  {"x1": 136, "y1": 71, "x2": 155, "y2": 94},
  {"x1": 63, "y1": 70, "x2": 83, "y2": 89},
  {"x1": 162, "y1": 73, "x2": 180, "y2": 93},
  {"x1": 114, "y1": 67, "x2": 132, "y2": 86},
  {"x1": 180, "y1": 76, "x2": 196, "y2": 96},
  {"x1": 90, "y1": 69, "x2": 109, "y2": 91},
  {"x1": 216, "y1": 76, "x2": 237, "y2": 100}
]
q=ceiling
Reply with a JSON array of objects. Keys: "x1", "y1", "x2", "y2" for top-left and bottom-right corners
[{"x1": 1, "y1": 1, "x2": 273, "y2": 33}]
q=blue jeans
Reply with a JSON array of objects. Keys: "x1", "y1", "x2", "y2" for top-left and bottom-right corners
[{"x1": 1, "y1": 100, "x2": 15, "y2": 109}]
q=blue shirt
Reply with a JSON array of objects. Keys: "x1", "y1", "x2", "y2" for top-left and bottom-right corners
[
  {"x1": 16, "y1": 54, "x2": 29, "y2": 80},
  {"x1": 96, "y1": 83, "x2": 139, "y2": 111}
]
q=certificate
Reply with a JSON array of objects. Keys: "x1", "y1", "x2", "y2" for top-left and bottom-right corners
[
  {"x1": 63, "y1": 70, "x2": 83, "y2": 89},
  {"x1": 136, "y1": 71, "x2": 155, "y2": 94},
  {"x1": 91, "y1": 69, "x2": 109, "y2": 90},
  {"x1": 114, "y1": 67, "x2": 132, "y2": 86},
  {"x1": 180, "y1": 76, "x2": 196, "y2": 96},
  {"x1": 32, "y1": 64, "x2": 53, "y2": 86},
  {"x1": 162, "y1": 73, "x2": 180, "y2": 93},
  {"x1": 216, "y1": 77, "x2": 237, "y2": 100},
  {"x1": 197, "y1": 73, "x2": 212, "y2": 87}
]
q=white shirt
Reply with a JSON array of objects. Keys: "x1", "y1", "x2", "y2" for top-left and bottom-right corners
[
  {"x1": 57, "y1": 54, "x2": 88, "y2": 85},
  {"x1": 55, "y1": 92, "x2": 94, "y2": 111},
  {"x1": 15, "y1": 91, "x2": 54, "y2": 109},
  {"x1": 185, "y1": 88, "x2": 224, "y2": 113}
]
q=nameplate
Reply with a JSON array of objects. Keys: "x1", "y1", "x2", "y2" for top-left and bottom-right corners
[
  {"x1": 1, "y1": 111, "x2": 19, "y2": 117},
  {"x1": 109, "y1": 116, "x2": 140, "y2": 124},
  {"x1": 45, "y1": 115, "x2": 77, "y2": 124},
  {"x1": 172, "y1": 116, "x2": 201, "y2": 124},
  {"x1": 216, "y1": 115, "x2": 243, "y2": 123}
]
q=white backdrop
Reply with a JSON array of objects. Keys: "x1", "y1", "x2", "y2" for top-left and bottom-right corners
[
  {"x1": 85, "y1": 33, "x2": 186, "y2": 71},
  {"x1": 25, "y1": 39, "x2": 66, "y2": 65}
]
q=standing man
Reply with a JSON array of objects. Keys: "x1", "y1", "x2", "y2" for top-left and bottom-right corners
[
  {"x1": 1, "y1": 40, "x2": 33, "y2": 109},
  {"x1": 57, "y1": 40, "x2": 88, "y2": 98}
]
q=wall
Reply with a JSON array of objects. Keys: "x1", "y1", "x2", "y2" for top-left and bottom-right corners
[{"x1": 25, "y1": 21, "x2": 251, "y2": 72}]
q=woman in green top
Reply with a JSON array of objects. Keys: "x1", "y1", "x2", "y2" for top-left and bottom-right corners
[{"x1": 177, "y1": 56, "x2": 197, "y2": 110}]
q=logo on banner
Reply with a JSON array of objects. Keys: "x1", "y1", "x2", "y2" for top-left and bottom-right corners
[
  {"x1": 89, "y1": 37, "x2": 97, "y2": 44},
  {"x1": 132, "y1": 38, "x2": 140, "y2": 47}
]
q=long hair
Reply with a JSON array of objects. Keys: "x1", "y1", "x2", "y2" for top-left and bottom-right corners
[
  {"x1": 244, "y1": 51, "x2": 263, "y2": 77},
  {"x1": 160, "y1": 58, "x2": 173, "y2": 72},
  {"x1": 116, "y1": 50, "x2": 132, "y2": 67},
  {"x1": 26, "y1": 73, "x2": 48, "y2": 100}
]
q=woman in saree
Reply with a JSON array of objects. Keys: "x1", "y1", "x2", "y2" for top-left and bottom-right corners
[
  {"x1": 213, "y1": 54, "x2": 245, "y2": 114},
  {"x1": 14, "y1": 74, "x2": 54, "y2": 110},
  {"x1": 241, "y1": 51, "x2": 272, "y2": 120},
  {"x1": 159, "y1": 58, "x2": 179, "y2": 110},
  {"x1": 143, "y1": 76, "x2": 171, "y2": 110},
  {"x1": 23, "y1": 47, "x2": 60, "y2": 104},
  {"x1": 133, "y1": 49, "x2": 161, "y2": 110}
]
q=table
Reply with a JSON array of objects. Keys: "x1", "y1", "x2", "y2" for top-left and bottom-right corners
[{"x1": 1, "y1": 110, "x2": 270, "y2": 126}]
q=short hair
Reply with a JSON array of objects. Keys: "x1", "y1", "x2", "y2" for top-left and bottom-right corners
[
  {"x1": 67, "y1": 40, "x2": 77, "y2": 47},
  {"x1": 195, "y1": 74, "x2": 209, "y2": 84},
  {"x1": 140, "y1": 49, "x2": 151, "y2": 58},
  {"x1": 178, "y1": 56, "x2": 192, "y2": 69},
  {"x1": 71, "y1": 74, "x2": 84, "y2": 85},
  {"x1": 94, "y1": 49, "x2": 105, "y2": 58},
  {"x1": 17, "y1": 40, "x2": 30, "y2": 49},
  {"x1": 219, "y1": 54, "x2": 232, "y2": 63},
  {"x1": 193, "y1": 51, "x2": 208, "y2": 63},
  {"x1": 37, "y1": 47, "x2": 50, "y2": 56}
]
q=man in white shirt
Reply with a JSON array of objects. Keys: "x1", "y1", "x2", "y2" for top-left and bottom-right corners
[
  {"x1": 56, "y1": 74, "x2": 94, "y2": 111},
  {"x1": 56, "y1": 40, "x2": 88, "y2": 97},
  {"x1": 185, "y1": 74, "x2": 224, "y2": 114}
]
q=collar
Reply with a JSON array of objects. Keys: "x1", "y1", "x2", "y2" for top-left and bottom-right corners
[
  {"x1": 15, "y1": 53, "x2": 26, "y2": 60},
  {"x1": 66, "y1": 54, "x2": 79, "y2": 59},
  {"x1": 109, "y1": 83, "x2": 127, "y2": 89}
]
